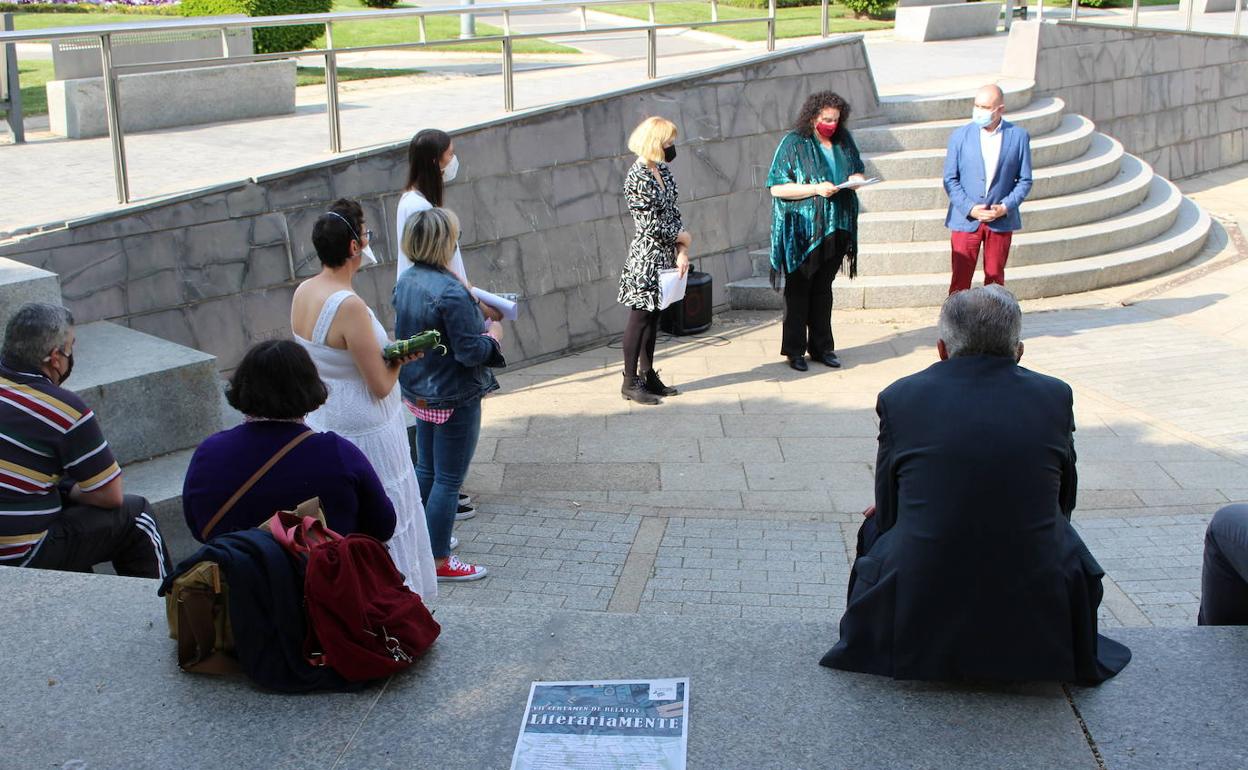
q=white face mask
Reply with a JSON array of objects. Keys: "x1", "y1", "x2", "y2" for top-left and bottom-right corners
[
  {"x1": 442, "y1": 154, "x2": 459, "y2": 183},
  {"x1": 359, "y1": 244, "x2": 378, "y2": 267},
  {"x1": 972, "y1": 107, "x2": 996, "y2": 128}
]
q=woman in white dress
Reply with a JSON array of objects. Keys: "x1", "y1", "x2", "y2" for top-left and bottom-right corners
[{"x1": 290, "y1": 198, "x2": 438, "y2": 599}]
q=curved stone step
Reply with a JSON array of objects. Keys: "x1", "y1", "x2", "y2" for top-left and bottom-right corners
[
  {"x1": 879, "y1": 79, "x2": 1034, "y2": 124},
  {"x1": 854, "y1": 97, "x2": 1065, "y2": 153},
  {"x1": 854, "y1": 175, "x2": 1182, "y2": 276},
  {"x1": 856, "y1": 153, "x2": 1155, "y2": 244},
  {"x1": 728, "y1": 198, "x2": 1210, "y2": 310},
  {"x1": 863, "y1": 114, "x2": 1095, "y2": 181},
  {"x1": 858, "y1": 133, "x2": 1124, "y2": 212}
]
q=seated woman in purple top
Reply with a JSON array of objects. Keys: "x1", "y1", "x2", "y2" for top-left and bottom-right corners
[{"x1": 182, "y1": 340, "x2": 396, "y2": 543}]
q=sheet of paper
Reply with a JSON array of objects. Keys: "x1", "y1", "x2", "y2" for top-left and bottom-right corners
[
  {"x1": 470, "y1": 287, "x2": 520, "y2": 321},
  {"x1": 839, "y1": 177, "x2": 881, "y2": 190},
  {"x1": 657, "y1": 268, "x2": 687, "y2": 311},
  {"x1": 510, "y1": 679, "x2": 690, "y2": 770}
]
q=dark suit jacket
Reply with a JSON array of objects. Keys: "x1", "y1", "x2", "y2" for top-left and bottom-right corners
[{"x1": 821, "y1": 355, "x2": 1131, "y2": 683}]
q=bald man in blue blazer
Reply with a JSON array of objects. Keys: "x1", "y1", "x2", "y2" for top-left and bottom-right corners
[{"x1": 943, "y1": 84, "x2": 1033, "y2": 295}]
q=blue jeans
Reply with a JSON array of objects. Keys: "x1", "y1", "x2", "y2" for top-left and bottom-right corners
[{"x1": 415, "y1": 398, "x2": 482, "y2": 559}]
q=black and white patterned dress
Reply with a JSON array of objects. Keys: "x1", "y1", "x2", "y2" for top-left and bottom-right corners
[{"x1": 618, "y1": 159, "x2": 683, "y2": 312}]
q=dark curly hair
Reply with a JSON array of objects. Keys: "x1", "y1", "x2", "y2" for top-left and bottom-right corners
[{"x1": 793, "y1": 91, "x2": 852, "y2": 141}]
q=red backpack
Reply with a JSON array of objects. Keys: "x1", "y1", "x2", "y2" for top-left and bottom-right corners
[{"x1": 268, "y1": 512, "x2": 441, "y2": 682}]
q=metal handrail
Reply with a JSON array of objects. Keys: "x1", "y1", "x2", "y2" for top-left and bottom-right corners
[{"x1": 0, "y1": 0, "x2": 805, "y2": 204}]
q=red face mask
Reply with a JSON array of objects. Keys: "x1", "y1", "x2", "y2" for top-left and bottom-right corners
[{"x1": 816, "y1": 122, "x2": 838, "y2": 139}]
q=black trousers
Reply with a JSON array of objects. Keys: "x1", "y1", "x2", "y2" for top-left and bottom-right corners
[
  {"x1": 26, "y1": 493, "x2": 171, "y2": 579},
  {"x1": 1199, "y1": 504, "x2": 1248, "y2": 625},
  {"x1": 781, "y1": 233, "x2": 847, "y2": 358}
]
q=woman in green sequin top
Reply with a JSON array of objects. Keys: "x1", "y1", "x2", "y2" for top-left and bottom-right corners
[{"x1": 767, "y1": 91, "x2": 866, "y2": 372}]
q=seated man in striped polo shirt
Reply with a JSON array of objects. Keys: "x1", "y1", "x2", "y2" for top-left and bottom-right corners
[{"x1": 0, "y1": 303, "x2": 170, "y2": 578}]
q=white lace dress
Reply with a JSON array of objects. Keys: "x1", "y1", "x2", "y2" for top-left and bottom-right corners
[{"x1": 295, "y1": 289, "x2": 438, "y2": 600}]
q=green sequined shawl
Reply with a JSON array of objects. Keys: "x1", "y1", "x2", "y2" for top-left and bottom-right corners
[{"x1": 766, "y1": 130, "x2": 864, "y2": 283}]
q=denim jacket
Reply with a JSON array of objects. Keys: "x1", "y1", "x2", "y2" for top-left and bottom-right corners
[{"x1": 394, "y1": 262, "x2": 503, "y2": 409}]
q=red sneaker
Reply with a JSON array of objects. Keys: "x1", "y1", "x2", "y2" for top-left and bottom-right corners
[{"x1": 437, "y1": 554, "x2": 488, "y2": 582}]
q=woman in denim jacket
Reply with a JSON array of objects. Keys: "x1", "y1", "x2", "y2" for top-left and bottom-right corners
[{"x1": 394, "y1": 208, "x2": 504, "y2": 582}]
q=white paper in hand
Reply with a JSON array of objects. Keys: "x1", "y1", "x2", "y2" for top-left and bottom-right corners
[
  {"x1": 470, "y1": 287, "x2": 520, "y2": 321},
  {"x1": 658, "y1": 268, "x2": 687, "y2": 311},
  {"x1": 839, "y1": 177, "x2": 881, "y2": 190}
]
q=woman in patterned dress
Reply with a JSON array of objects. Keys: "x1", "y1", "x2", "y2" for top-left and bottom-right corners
[{"x1": 617, "y1": 116, "x2": 691, "y2": 405}]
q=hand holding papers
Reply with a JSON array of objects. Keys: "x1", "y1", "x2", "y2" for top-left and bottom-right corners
[
  {"x1": 470, "y1": 287, "x2": 520, "y2": 321},
  {"x1": 657, "y1": 268, "x2": 687, "y2": 311}
]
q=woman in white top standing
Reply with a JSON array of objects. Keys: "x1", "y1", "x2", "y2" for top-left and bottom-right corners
[
  {"x1": 291, "y1": 198, "x2": 438, "y2": 599},
  {"x1": 396, "y1": 129, "x2": 499, "y2": 522}
]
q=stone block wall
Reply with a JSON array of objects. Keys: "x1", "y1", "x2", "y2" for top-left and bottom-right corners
[
  {"x1": 0, "y1": 38, "x2": 878, "y2": 371},
  {"x1": 1004, "y1": 21, "x2": 1248, "y2": 179}
]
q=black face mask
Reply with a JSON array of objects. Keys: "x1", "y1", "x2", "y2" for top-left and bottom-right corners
[
  {"x1": 58, "y1": 350, "x2": 74, "y2": 385},
  {"x1": 663, "y1": 145, "x2": 677, "y2": 163}
]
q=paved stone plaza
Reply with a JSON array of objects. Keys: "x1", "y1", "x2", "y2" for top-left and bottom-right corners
[{"x1": 433, "y1": 164, "x2": 1248, "y2": 630}]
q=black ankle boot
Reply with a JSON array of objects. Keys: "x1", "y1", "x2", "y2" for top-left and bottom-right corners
[
  {"x1": 621, "y1": 375, "x2": 661, "y2": 405},
  {"x1": 643, "y1": 369, "x2": 678, "y2": 396}
]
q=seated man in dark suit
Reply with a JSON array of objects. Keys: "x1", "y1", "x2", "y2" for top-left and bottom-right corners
[
  {"x1": 821, "y1": 286, "x2": 1130, "y2": 684},
  {"x1": 1199, "y1": 504, "x2": 1248, "y2": 625}
]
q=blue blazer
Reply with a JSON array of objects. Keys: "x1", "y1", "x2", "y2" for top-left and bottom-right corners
[{"x1": 942, "y1": 120, "x2": 1033, "y2": 233}]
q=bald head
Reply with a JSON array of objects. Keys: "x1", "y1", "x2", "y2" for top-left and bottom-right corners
[{"x1": 976, "y1": 84, "x2": 1004, "y2": 108}]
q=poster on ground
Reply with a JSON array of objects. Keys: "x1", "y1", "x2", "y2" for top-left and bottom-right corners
[{"x1": 509, "y1": 678, "x2": 690, "y2": 770}]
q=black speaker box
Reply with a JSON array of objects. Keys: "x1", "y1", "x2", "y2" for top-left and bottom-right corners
[{"x1": 660, "y1": 270, "x2": 713, "y2": 336}]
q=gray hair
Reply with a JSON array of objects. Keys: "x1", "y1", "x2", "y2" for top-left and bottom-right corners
[
  {"x1": 2, "y1": 303, "x2": 75, "y2": 372},
  {"x1": 938, "y1": 286, "x2": 1022, "y2": 358}
]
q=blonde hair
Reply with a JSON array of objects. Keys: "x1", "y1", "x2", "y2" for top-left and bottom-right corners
[
  {"x1": 627, "y1": 116, "x2": 678, "y2": 163},
  {"x1": 402, "y1": 207, "x2": 460, "y2": 268}
]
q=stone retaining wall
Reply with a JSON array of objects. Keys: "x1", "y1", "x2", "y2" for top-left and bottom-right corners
[
  {"x1": 1004, "y1": 21, "x2": 1248, "y2": 179},
  {"x1": 0, "y1": 38, "x2": 879, "y2": 371}
]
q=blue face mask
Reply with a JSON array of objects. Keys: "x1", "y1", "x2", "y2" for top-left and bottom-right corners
[{"x1": 972, "y1": 107, "x2": 995, "y2": 127}]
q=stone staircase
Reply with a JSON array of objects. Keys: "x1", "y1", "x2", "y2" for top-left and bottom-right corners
[
  {"x1": 1, "y1": 257, "x2": 222, "y2": 561},
  {"x1": 728, "y1": 81, "x2": 1213, "y2": 309}
]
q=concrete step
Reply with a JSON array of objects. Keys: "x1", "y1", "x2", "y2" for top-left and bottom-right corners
[
  {"x1": 878, "y1": 79, "x2": 1034, "y2": 124},
  {"x1": 851, "y1": 175, "x2": 1182, "y2": 276},
  {"x1": 853, "y1": 153, "x2": 1155, "y2": 245},
  {"x1": 854, "y1": 97, "x2": 1065, "y2": 153},
  {"x1": 0, "y1": 258, "x2": 61, "y2": 331},
  {"x1": 122, "y1": 448, "x2": 197, "y2": 562},
  {"x1": 857, "y1": 133, "x2": 1124, "y2": 212},
  {"x1": 863, "y1": 113, "x2": 1095, "y2": 181},
  {"x1": 68, "y1": 322, "x2": 222, "y2": 466},
  {"x1": 728, "y1": 197, "x2": 1210, "y2": 310}
]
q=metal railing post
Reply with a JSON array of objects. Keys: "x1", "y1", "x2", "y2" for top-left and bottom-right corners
[
  {"x1": 323, "y1": 21, "x2": 342, "y2": 153},
  {"x1": 218, "y1": 27, "x2": 230, "y2": 57},
  {"x1": 580, "y1": 5, "x2": 589, "y2": 30},
  {"x1": 502, "y1": 10, "x2": 514, "y2": 110},
  {"x1": 711, "y1": 0, "x2": 719, "y2": 23},
  {"x1": 1234, "y1": 0, "x2": 1242, "y2": 35},
  {"x1": 1130, "y1": 0, "x2": 1139, "y2": 26},
  {"x1": 1070, "y1": 0, "x2": 1078, "y2": 21},
  {"x1": 460, "y1": 0, "x2": 476, "y2": 38},
  {"x1": 2, "y1": 13, "x2": 24, "y2": 144},
  {"x1": 646, "y1": 2, "x2": 657, "y2": 79},
  {"x1": 1037, "y1": 0, "x2": 1044, "y2": 21},
  {"x1": 821, "y1": 0, "x2": 829, "y2": 36},
  {"x1": 99, "y1": 34, "x2": 130, "y2": 203},
  {"x1": 1184, "y1": 0, "x2": 1194, "y2": 30},
  {"x1": 767, "y1": 0, "x2": 776, "y2": 51}
]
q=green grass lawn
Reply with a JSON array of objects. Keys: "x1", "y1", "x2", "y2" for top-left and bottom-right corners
[
  {"x1": 599, "y1": 3, "x2": 891, "y2": 40},
  {"x1": 312, "y1": 0, "x2": 575, "y2": 54}
]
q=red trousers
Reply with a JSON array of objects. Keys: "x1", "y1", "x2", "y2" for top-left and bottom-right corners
[{"x1": 949, "y1": 223, "x2": 1013, "y2": 294}]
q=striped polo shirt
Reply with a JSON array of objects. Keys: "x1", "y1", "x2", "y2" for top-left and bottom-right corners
[{"x1": 0, "y1": 361, "x2": 121, "y2": 564}]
